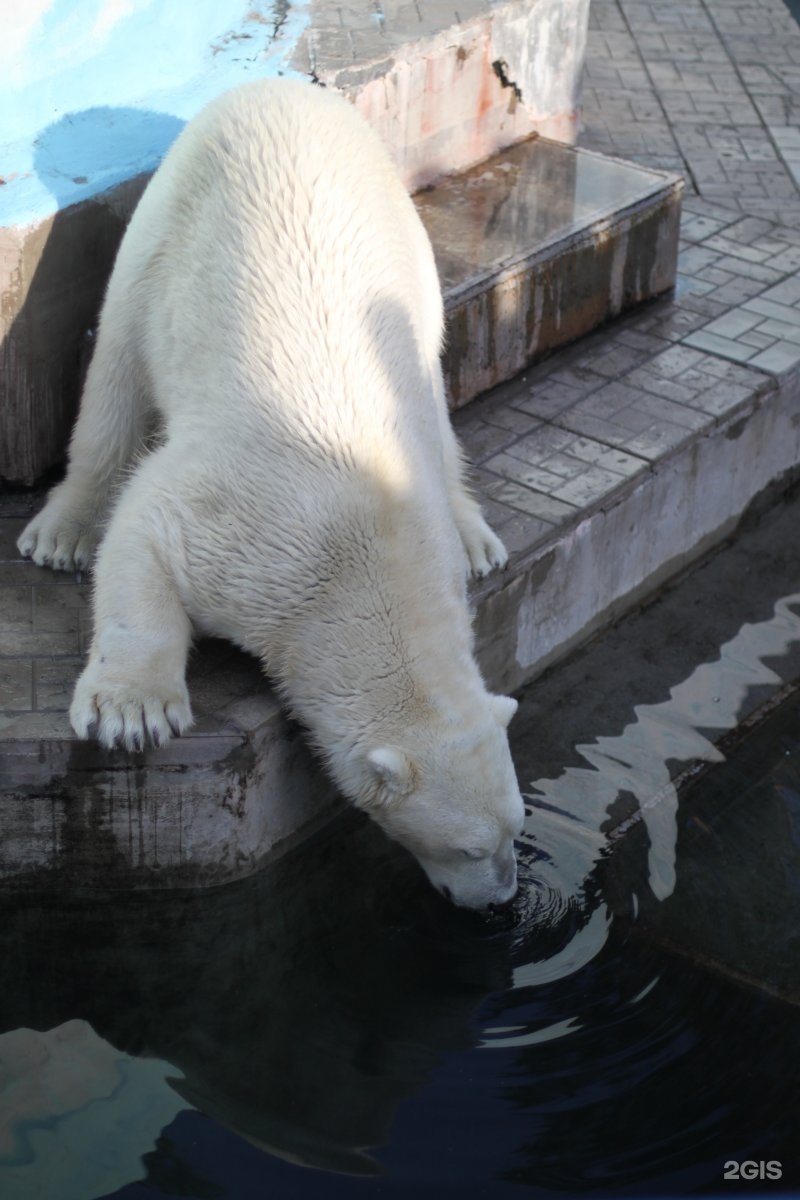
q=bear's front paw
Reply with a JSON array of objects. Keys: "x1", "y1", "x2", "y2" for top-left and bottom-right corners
[
  {"x1": 70, "y1": 663, "x2": 193, "y2": 751},
  {"x1": 17, "y1": 488, "x2": 100, "y2": 572},
  {"x1": 461, "y1": 520, "x2": 509, "y2": 579}
]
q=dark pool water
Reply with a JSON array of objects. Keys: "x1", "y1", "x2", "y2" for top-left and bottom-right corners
[{"x1": 2, "y1": 533, "x2": 800, "y2": 1197}]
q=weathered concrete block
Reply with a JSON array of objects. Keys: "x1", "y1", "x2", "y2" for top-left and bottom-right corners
[
  {"x1": 0, "y1": 179, "x2": 147, "y2": 486},
  {"x1": 0, "y1": 625, "x2": 339, "y2": 890},
  {"x1": 417, "y1": 139, "x2": 683, "y2": 406}
]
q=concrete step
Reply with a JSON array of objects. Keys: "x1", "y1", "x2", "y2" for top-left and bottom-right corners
[
  {"x1": 3, "y1": 198, "x2": 800, "y2": 890},
  {"x1": 417, "y1": 137, "x2": 682, "y2": 406}
]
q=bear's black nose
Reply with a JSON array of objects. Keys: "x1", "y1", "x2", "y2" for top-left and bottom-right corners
[{"x1": 487, "y1": 889, "x2": 517, "y2": 913}]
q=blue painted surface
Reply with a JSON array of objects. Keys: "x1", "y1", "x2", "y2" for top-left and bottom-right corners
[{"x1": 0, "y1": 1, "x2": 310, "y2": 227}]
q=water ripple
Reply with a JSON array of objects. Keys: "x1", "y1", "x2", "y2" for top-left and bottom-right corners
[{"x1": 520, "y1": 592, "x2": 800, "y2": 907}]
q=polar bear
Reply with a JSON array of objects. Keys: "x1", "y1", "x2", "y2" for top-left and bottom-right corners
[{"x1": 18, "y1": 80, "x2": 524, "y2": 909}]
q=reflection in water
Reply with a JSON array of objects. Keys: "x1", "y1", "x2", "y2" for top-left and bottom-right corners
[
  {"x1": 0, "y1": 819, "x2": 519, "y2": 1187},
  {"x1": 519, "y1": 592, "x2": 800, "y2": 905},
  {"x1": 0, "y1": 599, "x2": 799, "y2": 1196},
  {"x1": 0, "y1": 1021, "x2": 186, "y2": 1200}
]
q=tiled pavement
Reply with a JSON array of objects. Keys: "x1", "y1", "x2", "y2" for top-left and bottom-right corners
[
  {"x1": 583, "y1": 0, "x2": 800, "y2": 226},
  {"x1": 0, "y1": 492, "x2": 88, "y2": 736},
  {"x1": 447, "y1": 0, "x2": 800, "y2": 563},
  {"x1": 453, "y1": 204, "x2": 798, "y2": 560}
]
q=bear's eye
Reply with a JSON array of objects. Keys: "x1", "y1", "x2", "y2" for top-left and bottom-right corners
[{"x1": 459, "y1": 847, "x2": 488, "y2": 861}]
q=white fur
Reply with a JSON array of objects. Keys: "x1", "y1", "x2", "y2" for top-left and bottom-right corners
[{"x1": 18, "y1": 80, "x2": 523, "y2": 908}]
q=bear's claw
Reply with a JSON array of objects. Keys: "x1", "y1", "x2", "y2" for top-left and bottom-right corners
[
  {"x1": 17, "y1": 492, "x2": 99, "y2": 573},
  {"x1": 463, "y1": 524, "x2": 509, "y2": 579},
  {"x1": 70, "y1": 670, "x2": 193, "y2": 752}
]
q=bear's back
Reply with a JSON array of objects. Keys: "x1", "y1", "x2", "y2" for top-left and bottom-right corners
[{"x1": 116, "y1": 80, "x2": 441, "y2": 445}]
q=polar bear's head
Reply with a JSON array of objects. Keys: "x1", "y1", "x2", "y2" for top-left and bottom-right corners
[{"x1": 358, "y1": 694, "x2": 525, "y2": 910}]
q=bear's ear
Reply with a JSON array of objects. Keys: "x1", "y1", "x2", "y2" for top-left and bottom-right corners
[
  {"x1": 366, "y1": 746, "x2": 414, "y2": 797},
  {"x1": 490, "y1": 694, "x2": 518, "y2": 728}
]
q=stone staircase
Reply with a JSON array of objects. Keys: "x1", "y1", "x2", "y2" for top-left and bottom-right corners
[{"x1": 0, "y1": 0, "x2": 686, "y2": 888}]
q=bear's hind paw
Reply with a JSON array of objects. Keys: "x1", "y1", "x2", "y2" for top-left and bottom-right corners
[
  {"x1": 462, "y1": 523, "x2": 509, "y2": 579},
  {"x1": 18, "y1": 493, "x2": 99, "y2": 573}
]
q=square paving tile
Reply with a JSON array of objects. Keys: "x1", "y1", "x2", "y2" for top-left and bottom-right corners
[{"x1": 685, "y1": 288, "x2": 800, "y2": 374}]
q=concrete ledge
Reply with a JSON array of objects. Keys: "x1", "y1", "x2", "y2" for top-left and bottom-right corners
[
  {"x1": 0, "y1": 628, "x2": 338, "y2": 890},
  {"x1": 471, "y1": 373, "x2": 799, "y2": 692},
  {"x1": 1, "y1": 353, "x2": 797, "y2": 889},
  {"x1": 3, "y1": 202, "x2": 800, "y2": 890}
]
